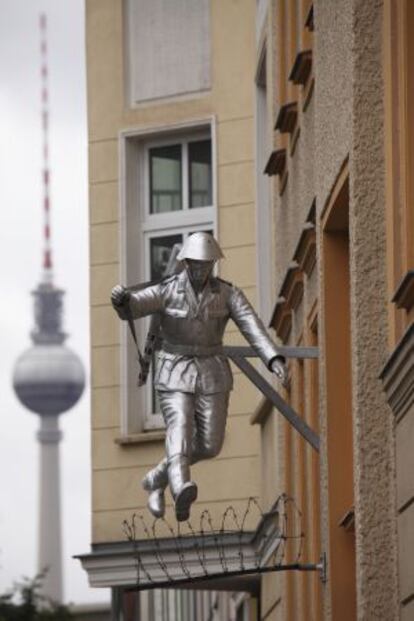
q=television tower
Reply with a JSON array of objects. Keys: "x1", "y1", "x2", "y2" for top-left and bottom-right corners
[{"x1": 12, "y1": 14, "x2": 85, "y2": 604}]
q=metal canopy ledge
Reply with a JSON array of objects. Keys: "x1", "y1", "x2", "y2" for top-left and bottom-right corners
[
  {"x1": 76, "y1": 496, "x2": 323, "y2": 592},
  {"x1": 77, "y1": 532, "x2": 260, "y2": 593}
]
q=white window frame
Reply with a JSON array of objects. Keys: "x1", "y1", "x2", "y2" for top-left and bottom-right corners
[
  {"x1": 142, "y1": 131, "x2": 213, "y2": 223},
  {"x1": 232, "y1": 592, "x2": 250, "y2": 621},
  {"x1": 119, "y1": 118, "x2": 217, "y2": 435},
  {"x1": 255, "y1": 41, "x2": 275, "y2": 326}
]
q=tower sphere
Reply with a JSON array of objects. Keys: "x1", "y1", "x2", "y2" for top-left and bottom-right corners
[{"x1": 13, "y1": 344, "x2": 85, "y2": 416}]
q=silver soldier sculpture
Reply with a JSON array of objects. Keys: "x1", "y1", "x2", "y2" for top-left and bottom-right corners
[{"x1": 111, "y1": 233, "x2": 287, "y2": 522}]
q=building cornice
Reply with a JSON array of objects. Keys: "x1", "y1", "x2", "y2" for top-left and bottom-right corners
[{"x1": 380, "y1": 322, "x2": 414, "y2": 422}]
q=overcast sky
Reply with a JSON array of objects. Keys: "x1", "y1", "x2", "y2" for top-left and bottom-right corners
[{"x1": 0, "y1": 0, "x2": 109, "y2": 606}]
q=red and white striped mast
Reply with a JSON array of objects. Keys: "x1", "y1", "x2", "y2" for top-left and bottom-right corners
[
  {"x1": 39, "y1": 13, "x2": 53, "y2": 284},
  {"x1": 13, "y1": 14, "x2": 84, "y2": 604}
]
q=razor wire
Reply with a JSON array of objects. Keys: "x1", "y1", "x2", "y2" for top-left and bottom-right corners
[{"x1": 122, "y1": 494, "x2": 305, "y2": 590}]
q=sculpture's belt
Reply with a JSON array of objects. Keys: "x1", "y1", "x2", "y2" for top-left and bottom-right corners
[{"x1": 161, "y1": 342, "x2": 224, "y2": 357}]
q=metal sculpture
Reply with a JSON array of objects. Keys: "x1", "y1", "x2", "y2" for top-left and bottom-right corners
[{"x1": 111, "y1": 232, "x2": 287, "y2": 522}]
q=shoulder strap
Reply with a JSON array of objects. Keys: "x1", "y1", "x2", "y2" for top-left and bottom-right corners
[
  {"x1": 124, "y1": 242, "x2": 183, "y2": 385},
  {"x1": 216, "y1": 276, "x2": 233, "y2": 287},
  {"x1": 125, "y1": 303, "x2": 150, "y2": 386}
]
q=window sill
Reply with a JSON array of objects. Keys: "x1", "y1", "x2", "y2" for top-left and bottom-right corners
[
  {"x1": 305, "y1": 4, "x2": 314, "y2": 32},
  {"x1": 303, "y1": 75, "x2": 315, "y2": 112},
  {"x1": 115, "y1": 430, "x2": 166, "y2": 446},
  {"x1": 293, "y1": 220, "x2": 316, "y2": 276},
  {"x1": 264, "y1": 148, "x2": 287, "y2": 177},
  {"x1": 275, "y1": 102, "x2": 298, "y2": 134},
  {"x1": 289, "y1": 50, "x2": 312, "y2": 87},
  {"x1": 338, "y1": 507, "x2": 355, "y2": 533},
  {"x1": 392, "y1": 270, "x2": 414, "y2": 311},
  {"x1": 250, "y1": 397, "x2": 273, "y2": 426}
]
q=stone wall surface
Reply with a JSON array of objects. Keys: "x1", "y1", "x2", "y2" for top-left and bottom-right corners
[
  {"x1": 349, "y1": 0, "x2": 399, "y2": 618},
  {"x1": 314, "y1": 2, "x2": 353, "y2": 618},
  {"x1": 272, "y1": 2, "x2": 317, "y2": 294},
  {"x1": 314, "y1": 0, "x2": 352, "y2": 211},
  {"x1": 274, "y1": 94, "x2": 315, "y2": 293},
  {"x1": 313, "y1": 0, "x2": 399, "y2": 618}
]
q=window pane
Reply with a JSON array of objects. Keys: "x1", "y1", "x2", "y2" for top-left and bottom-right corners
[
  {"x1": 150, "y1": 234, "x2": 183, "y2": 281},
  {"x1": 236, "y1": 607, "x2": 244, "y2": 621},
  {"x1": 153, "y1": 590, "x2": 163, "y2": 619},
  {"x1": 150, "y1": 145, "x2": 182, "y2": 213},
  {"x1": 189, "y1": 140, "x2": 212, "y2": 208},
  {"x1": 168, "y1": 590, "x2": 176, "y2": 621},
  {"x1": 176, "y1": 591, "x2": 183, "y2": 620},
  {"x1": 150, "y1": 234, "x2": 183, "y2": 415}
]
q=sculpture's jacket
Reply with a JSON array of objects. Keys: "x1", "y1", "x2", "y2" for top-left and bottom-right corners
[{"x1": 127, "y1": 270, "x2": 280, "y2": 394}]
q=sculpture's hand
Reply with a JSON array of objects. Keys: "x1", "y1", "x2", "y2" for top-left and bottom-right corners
[
  {"x1": 111, "y1": 285, "x2": 129, "y2": 313},
  {"x1": 270, "y1": 356, "x2": 289, "y2": 387}
]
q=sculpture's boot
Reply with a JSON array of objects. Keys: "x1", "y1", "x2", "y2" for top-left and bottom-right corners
[
  {"x1": 168, "y1": 455, "x2": 197, "y2": 522},
  {"x1": 147, "y1": 488, "x2": 166, "y2": 519},
  {"x1": 142, "y1": 458, "x2": 169, "y2": 492}
]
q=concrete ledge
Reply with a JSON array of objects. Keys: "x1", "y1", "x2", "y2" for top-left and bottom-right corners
[
  {"x1": 392, "y1": 270, "x2": 414, "y2": 311},
  {"x1": 398, "y1": 501, "x2": 414, "y2": 604},
  {"x1": 380, "y1": 323, "x2": 414, "y2": 422},
  {"x1": 250, "y1": 397, "x2": 272, "y2": 426},
  {"x1": 115, "y1": 430, "x2": 165, "y2": 446}
]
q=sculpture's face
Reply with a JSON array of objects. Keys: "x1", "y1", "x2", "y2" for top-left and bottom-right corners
[{"x1": 185, "y1": 259, "x2": 214, "y2": 290}]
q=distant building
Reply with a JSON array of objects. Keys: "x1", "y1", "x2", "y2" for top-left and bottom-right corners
[
  {"x1": 70, "y1": 602, "x2": 111, "y2": 621},
  {"x1": 13, "y1": 13, "x2": 85, "y2": 605},
  {"x1": 80, "y1": 1, "x2": 414, "y2": 620}
]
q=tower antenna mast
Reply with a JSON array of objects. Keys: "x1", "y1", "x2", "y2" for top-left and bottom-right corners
[
  {"x1": 40, "y1": 13, "x2": 53, "y2": 283},
  {"x1": 12, "y1": 13, "x2": 85, "y2": 604}
]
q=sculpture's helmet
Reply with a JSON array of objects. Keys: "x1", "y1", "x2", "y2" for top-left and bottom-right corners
[{"x1": 177, "y1": 232, "x2": 224, "y2": 262}]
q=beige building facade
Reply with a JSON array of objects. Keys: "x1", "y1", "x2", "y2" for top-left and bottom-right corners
[
  {"x1": 80, "y1": 1, "x2": 414, "y2": 620},
  {"x1": 81, "y1": 0, "x2": 265, "y2": 618}
]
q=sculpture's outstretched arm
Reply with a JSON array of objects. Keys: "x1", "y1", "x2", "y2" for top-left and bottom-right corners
[{"x1": 228, "y1": 286, "x2": 288, "y2": 383}]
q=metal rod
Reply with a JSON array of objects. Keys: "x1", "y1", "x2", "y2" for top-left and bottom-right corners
[
  {"x1": 127, "y1": 562, "x2": 322, "y2": 592},
  {"x1": 318, "y1": 552, "x2": 327, "y2": 584},
  {"x1": 223, "y1": 346, "x2": 319, "y2": 359},
  {"x1": 230, "y1": 356, "x2": 320, "y2": 452}
]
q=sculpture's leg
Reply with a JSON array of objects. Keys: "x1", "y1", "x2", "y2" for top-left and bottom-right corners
[
  {"x1": 191, "y1": 392, "x2": 230, "y2": 463},
  {"x1": 142, "y1": 457, "x2": 169, "y2": 492},
  {"x1": 146, "y1": 488, "x2": 166, "y2": 519},
  {"x1": 168, "y1": 454, "x2": 197, "y2": 522},
  {"x1": 142, "y1": 391, "x2": 229, "y2": 519},
  {"x1": 158, "y1": 391, "x2": 198, "y2": 521}
]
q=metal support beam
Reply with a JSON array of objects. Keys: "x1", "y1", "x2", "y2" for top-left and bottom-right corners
[
  {"x1": 223, "y1": 345, "x2": 319, "y2": 359},
  {"x1": 229, "y1": 355, "x2": 320, "y2": 453},
  {"x1": 125, "y1": 562, "x2": 323, "y2": 592}
]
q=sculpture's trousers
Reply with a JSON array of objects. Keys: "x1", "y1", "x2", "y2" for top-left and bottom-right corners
[
  {"x1": 144, "y1": 391, "x2": 230, "y2": 490},
  {"x1": 159, "y1": 390, "x2": 230, "y2": 462}
]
